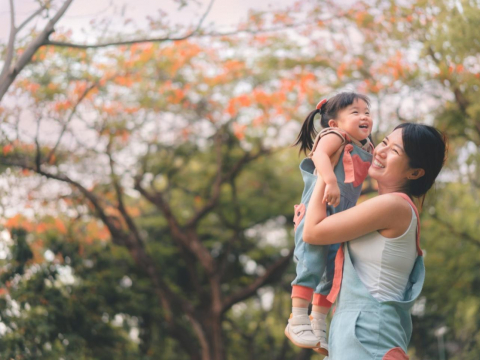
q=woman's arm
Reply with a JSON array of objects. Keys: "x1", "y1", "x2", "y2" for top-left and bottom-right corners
[{"x1": 303, "y1": 176, "x2": 413, "y2": 245}]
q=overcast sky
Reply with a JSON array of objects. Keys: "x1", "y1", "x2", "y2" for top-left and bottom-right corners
[{"x1": 0, "y1": 0, "x2": 294, "y2": 43}]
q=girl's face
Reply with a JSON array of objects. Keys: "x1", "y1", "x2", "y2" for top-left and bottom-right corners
[
  {"x1": 368, "y1": 128, "x2": 423, "y2": 193},
  {"x1": 328, "y1": 99, "x2": 372, "y2": 142}
]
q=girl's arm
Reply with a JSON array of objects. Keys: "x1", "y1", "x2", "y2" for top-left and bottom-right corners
[
  {"x1": 303, "y1": 176, "x2": 413, "y2": 245},
  {"x1": 311, "y1": 134, "x2": 344, "y2": 207}
]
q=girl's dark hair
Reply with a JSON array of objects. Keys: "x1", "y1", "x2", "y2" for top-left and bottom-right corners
[
  {"x1": 294, "y1": 92, "x2": 370, "y2": 154},
  {"x1": 394, "y1": 123, "x2": 448, "y2": 204}
]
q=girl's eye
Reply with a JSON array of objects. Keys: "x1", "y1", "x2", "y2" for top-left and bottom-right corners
[
  {"x1": 382, "y1": 140, "x2": 387, "y2": 145},
  {"x1": 393, "y1": 149, "x2": 399, "y2": 154}
]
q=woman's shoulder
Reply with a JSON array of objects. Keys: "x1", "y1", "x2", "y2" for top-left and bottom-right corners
[
  {"x1": 361, "y1": 193, "x2": 413, "y2": 217},
  {"x1": 369, "y1": 194, "x2": 416, "y2": 239}
]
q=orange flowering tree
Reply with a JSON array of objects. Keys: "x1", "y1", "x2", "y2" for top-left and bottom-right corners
[
  {"x1": 0, "y1": 1, "x2": 358, "y2": 359},
  {"x1": 1, "y1": 0, "x2": 479, "y2": 359}
]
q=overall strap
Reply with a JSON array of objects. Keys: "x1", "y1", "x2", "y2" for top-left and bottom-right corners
[
  {"x1": 342, "y1": 144, "x2": 355, "y2": 183},
  {"x1": 391, "y1": 192, "x2": 423, "y2": 256},
  {"x1": 326, "y1": 243, "x2": 345, "y2": 304}
]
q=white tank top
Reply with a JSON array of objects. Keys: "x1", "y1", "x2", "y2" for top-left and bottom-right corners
[{"x1": 349, "y1": 206, "x2": 418, "y2": 302}]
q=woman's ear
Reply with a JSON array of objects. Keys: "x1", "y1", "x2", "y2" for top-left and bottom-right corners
[
  {"x1": 408, "y1": 168, "x2": 425, "y2": 180},
  {"x1": 328, "y1": 119, "x2": 338, "y2": 128}
]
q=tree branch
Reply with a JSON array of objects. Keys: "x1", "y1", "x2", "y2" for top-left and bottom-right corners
[
  {"x1": 430, "y1": 213, "x2": 480, "y2": 248},
  {"x1": 218, "y1": 179, "x2": 242, "y2": 279},
  {"x1": 1, "y1": 156, "x2": 126, "y2": 241},
  {"x1": 222, "y1": 248, "x2": 293, "y2": 314},
  {"x1": 186, "y1": 131, "x2": 224, "y2": 227},
  {"x1": 187, "y1": 147, "x2": 270, "y2": 228},
  {"x1": 185, "y1": 313, "x2": 211, "y2": 360},
  {"x1": 0, "y1": 0, "x2": 17, "y2": 81},
  {"x1": 134, "y1": 179, "x2": 184, "y2": 240},
  {"x1": 427, "y1": 46, "x2": 441, "y2": 65},
  {"x1": 134, "y1": 180, "x2": 216, "y2": 275},
  {"x1": 46, "y1": 81, "x2": 99, "y2": 163},
  {"x1": 0, "y1": 156, "x2": 203, "y2": 323},
  {"x1": 43, "y1": 0, "x2": 215, "y2": 49},
  {"x1": 106, "y1": 139, "x2": 145, "y2": 243},
  {"x1": 42, "y1": 14, "x2": 321, "y2": 50},
  {"x1": 427, "y1": 47, "x2": 474, "y2": 135},
  {"x1": 17, "y1": 5, "x2": 47, "y2": 33},
  {"x1": 34, "y1": 115, "x2": 42, "y2": 171},
  {"x1": 179, "y1": 246, "x2": 205, "y2": 298},
  {"x1": 104, "y1": 146, "x2": 207, "y2": 326},
  {"x1": 453, "y1": 87, "x2": 469, "y2": 114},
  {"x1": 0, "y1": 0, "x2": 74, "y2": 102}
]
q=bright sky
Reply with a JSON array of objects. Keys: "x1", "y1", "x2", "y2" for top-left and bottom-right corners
[
  {"x1": 0, "y1": 0, "x2": 296, "y2": 43},
  {"x1": 0, "y1": 0, "x2": 361, "y2": 44}
]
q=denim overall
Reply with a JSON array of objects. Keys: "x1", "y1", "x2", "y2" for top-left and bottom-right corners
[
  {"x1": 292, "y1": 129, "x2": 373, "y2": 298},
  {"x1": 327, "y1": 194, "x2": 423, "y2": 360}
]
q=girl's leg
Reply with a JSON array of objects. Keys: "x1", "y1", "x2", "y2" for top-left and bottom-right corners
[
  {"x1": 285, "y1": 286, "x2": 320, "y2": 348},
  {"x1": 310, "y1": 294, "x2": 331, "y2": 354},
  {"x1": 312, "y1": 305, "x2": 330, "y2": 314},
  {"x1": 312, "y1": 294, "x2": 332, "y2": 314},
  {"x1": 292, "y1": 297, "x2": 310, "y2": 308}
]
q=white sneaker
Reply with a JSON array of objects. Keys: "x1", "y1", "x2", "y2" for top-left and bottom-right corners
[
  {"x1": 284, "y1": 314, "x2": 320, "y2": 348},
  {"x1": 311, "y1": 317, "x2": 329, "y2": 355}
]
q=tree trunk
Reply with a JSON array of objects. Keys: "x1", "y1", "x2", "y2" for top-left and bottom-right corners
[{"x1": 199, "y1": 312, "x2": 226, "y2": 360}]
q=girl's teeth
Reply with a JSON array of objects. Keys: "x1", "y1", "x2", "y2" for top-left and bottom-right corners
[{"x1": 374, "y1": 160, "x2": 384, "y2": 168}]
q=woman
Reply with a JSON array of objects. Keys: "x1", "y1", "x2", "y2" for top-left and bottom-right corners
[{"x1": 303, "y1": 123, "x2": 447, "y2": 359}]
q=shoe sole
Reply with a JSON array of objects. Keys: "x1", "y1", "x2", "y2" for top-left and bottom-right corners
[
  {"x1": 284, "y1": 325, "x2": 320, "y2": 349},
  {"x1": 313, "y1": 347, "x2": 329, "y2": 356}
]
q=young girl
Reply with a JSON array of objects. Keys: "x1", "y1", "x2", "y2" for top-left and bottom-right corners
[{"x1": 285, "y1": 92, "x2": 374, "y2": 355}]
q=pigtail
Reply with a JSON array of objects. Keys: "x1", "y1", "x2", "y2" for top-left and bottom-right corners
[
  {"x1": 294, "y1": 99, "x2": 328, "y2": 155},
  {"x1": 294, "y1": 109, "x2": 320, "y2": 154}
]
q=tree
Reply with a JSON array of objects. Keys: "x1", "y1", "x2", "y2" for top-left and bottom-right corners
[
  {"x1": 0, "y1": 0, "x2": 218, "y2": 102},
  {"x1": 0, "y1": 2, "x2": 339, "y2": 358},
  {"x1": 1, "y1": 0, "x2": 479, "y2": 359}
]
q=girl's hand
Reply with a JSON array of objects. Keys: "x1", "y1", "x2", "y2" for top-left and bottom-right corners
[{"x1": 323, "y1": 182, "x2": 340, "y2": 207}]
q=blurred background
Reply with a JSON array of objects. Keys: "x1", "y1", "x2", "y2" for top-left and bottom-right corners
[{"x1": 0, "y1": 0, "x2": 478, "y2": 359}]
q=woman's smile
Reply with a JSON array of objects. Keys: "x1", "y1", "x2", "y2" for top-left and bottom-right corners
[{"x1": 372, "y1": 159, "x2": 385, "y2": 169}]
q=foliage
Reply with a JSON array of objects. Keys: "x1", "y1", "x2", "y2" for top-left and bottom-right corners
[{"x1": 0, "y1": 0, "x2": 479, "y2": 359}]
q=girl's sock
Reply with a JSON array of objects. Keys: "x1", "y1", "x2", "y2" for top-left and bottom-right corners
[
  {"x1": 311, "y1": 311, "x2": 327, "y2": 321},
  {"x1": 292, "y1": 306, "x2": 309, "y2": 317}
]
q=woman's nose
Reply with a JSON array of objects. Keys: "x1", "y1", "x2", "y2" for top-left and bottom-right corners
[{"x1": 375, "y1": 147, "x2": 387, "y2": 158}]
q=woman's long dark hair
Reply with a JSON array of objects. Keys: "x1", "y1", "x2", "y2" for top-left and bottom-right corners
[
  {"x1": 394, "y1": 123, "x2": 448, "y2": 205},
  {"x1": 294, "y1": 92, "x2": 370, "y2": 154}
]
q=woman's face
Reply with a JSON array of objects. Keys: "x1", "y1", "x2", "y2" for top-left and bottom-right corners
[{"x1": 368, "y1": 128, "x2": 415, "y2": 191}]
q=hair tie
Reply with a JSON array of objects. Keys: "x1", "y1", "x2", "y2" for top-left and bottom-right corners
[{"x1": 316, "y1": 98, "x2": 327, "y2": 111}]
